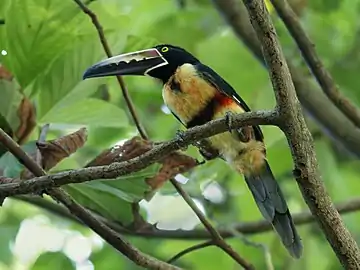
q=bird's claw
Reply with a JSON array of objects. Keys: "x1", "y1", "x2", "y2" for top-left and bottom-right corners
[
  {"x1": 175, "y1": 130, "x2": 188, "y2": 150},
  {"x1": 196, "y1": 158, "x2": 206, "y2": 165},
  {"x1": 225, "y1": 111, "x2": 234, "y2": 133}
]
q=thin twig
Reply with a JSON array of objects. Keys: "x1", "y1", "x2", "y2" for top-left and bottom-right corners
[
  {"x1": 242, "y1": 0, "x2": 360, "y2": 268},
  {"x1": 171, "y1": 180, "x2": 254, "y2": 269},
  {"x1": 229, "y1": 227, "x2": 274, "y2": 270},
  {"x1": 0, "y1": 128, "x2": 181, "y2": 270},
  {"x1": 0, "y1": 111, "x2": 275, "y2": 197},
  {"x1": 270, "y1": 0, "x2": 360, "y2": 128},
  {"x1": 167, "y1": 240, "x2": 214, "y2": 263},
  {"x1": 72, "y1": 0, "x2": 148, "y2": 139},
  {"x1": 15, "y1": 195, "x2": 360, "y2": 239}
]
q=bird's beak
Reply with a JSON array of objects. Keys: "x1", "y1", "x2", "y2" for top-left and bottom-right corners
[{"x1": 83, "y1": 48, "x2": 168, "y2": 79}]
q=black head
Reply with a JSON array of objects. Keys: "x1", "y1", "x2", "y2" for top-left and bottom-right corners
[
  {"x1": 148, "y1": 44, "x2": 200, "y2": 82},
  {"x1": 82, "y1": 44, "x2": 200, "y2": 84}
]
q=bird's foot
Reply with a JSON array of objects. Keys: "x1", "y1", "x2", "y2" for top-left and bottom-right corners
[
  {"x1": 237, "y1": 127, "x2": 251, "y2": 142},
  {"x1": 175, "y1": 130, "x2": 188, "y2": 150},
  {"x1": 225, "y1": 111, "x2": 235, "y2": 133}
]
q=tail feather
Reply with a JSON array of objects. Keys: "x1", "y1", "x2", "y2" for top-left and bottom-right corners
[{"x1": 244, "y1": 160, "x2": 303, "y2": 258}]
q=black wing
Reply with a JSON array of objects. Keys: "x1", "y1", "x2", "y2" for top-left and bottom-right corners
[{"x1": 195, "y1": 63, "x2": 264, "y2": 141}]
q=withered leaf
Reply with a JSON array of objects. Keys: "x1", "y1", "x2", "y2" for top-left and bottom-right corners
[
  {"x1": 37, "y1": 127, "x2": 88, "y2": 171},
  {"x1": 88, "y1": 136, "x2": 198, "y2": 194},
  {"x1": 16, "y1": 97, "x2": 36, "y2": 144},
  {"x1": 86, "y1": 136, "x2": 152, "y2": 167},
  {"x1": 0, "y1": 176, "x2": 17, "y2": 184},
  {"x1": 146, "y1": 152, "x2": 198, "y2": 190},
  {"x1": 0, "y1": 65, "x2": 13, "y2": 81},
  {"x1": 0, "y1": 176, "x2": 18, "y2": 205}
]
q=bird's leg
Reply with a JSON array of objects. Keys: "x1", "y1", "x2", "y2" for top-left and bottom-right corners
[
  {"x1": 225, "y1": 111, "x2": 234, "y2": 133},
  {"x1": 175, "y1": 130, "x2": 188, "y2": 151},
  {"x1": 193, "y1": 139, "x2": 220, "y2": 164},
  {"x1": 225, "y1": 111, "x2": 250, "y2": 142}
]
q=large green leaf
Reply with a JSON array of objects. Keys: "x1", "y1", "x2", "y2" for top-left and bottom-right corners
[
  {"x1": 31, "y1": 252, "x2": 74, "y2": 270},
  {"x1": 90, "y1": 245, "x2": 125, "y2": 269},
  {"x1": 3, "y1": 0, "x2": 84, "y2": 87},
  {"x1": 64, "y1": 163, "x2": 160, "y2": 224},
  {"x1": 39, "y1": 98, "x2": 128, "y2": 127}
]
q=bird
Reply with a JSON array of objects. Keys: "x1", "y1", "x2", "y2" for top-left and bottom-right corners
[{"x1": 83, "y1": 44, "x2": 303, "y2": 258}]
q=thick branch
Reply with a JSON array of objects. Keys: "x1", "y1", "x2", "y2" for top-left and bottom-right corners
[
  {"x1": 0, "y1": 111, "x2": 275, "y2": 197},
  {"x1": 16, "y1": 195, "x2": 360, "y2": 239},
  {"x1": 73, "y1": 0, "x2": 147, "y2": 139},
  {"x1": 0, "y1": 128, "x2": 180, "y2": 270},
  {"x1": 171, "y1": 180, "x2": 254, "y2": 269},
  {"x1": 270, "y1": 0, "x2": 360, "y2": 128},
  {"x1": 242, "y1": 0, "x2": 360, "y2": 268},
  {"x1": 212, "y1": 0, "x2": 360, "y2": 157}
]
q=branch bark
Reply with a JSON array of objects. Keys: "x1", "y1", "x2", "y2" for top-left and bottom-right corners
[
  {"x1": 242, "y1": 0, "x2": 360, "y2": 268},
  {"x1": 0, "y1": 111, "x2": 275, "y2": 197},
  {"x1": 212, "y1": 0, "x2": 360, "y2": 158},
  {"x1": 16, "y1": 195, "x2": 360, "y2": 239},
  {"x1": 0, "y1": 128, "x2": 180, "y2": 270},
  {"x1": 270, "y1": 0, "x2": 360, "y2": 128}
]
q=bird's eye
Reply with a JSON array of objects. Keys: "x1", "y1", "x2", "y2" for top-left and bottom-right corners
[{"x1": 161, "y1": 46, "x2": 169, "y2": 53}]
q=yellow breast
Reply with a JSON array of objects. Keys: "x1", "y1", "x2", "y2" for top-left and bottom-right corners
[{"x1": 162, "y1": 63, "x2": 216, "y2": 124}]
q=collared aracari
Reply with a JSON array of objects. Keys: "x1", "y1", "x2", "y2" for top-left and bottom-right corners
[{"x1": 83, "y1": 44, "x2": 303, "y2": 258}]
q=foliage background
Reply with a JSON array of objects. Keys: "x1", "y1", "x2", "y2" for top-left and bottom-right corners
[{"x1": 0, "y1": 0, "x2": 360, "y2": 269}]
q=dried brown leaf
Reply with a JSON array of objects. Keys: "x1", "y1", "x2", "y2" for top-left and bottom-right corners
[
  {"x1": 16, "y1": 97, "x2": 36, "y2": 144},
  {"x1": 37, "y1": 127, "x2": 88, "y2": 171},
  {"x1": 0, "y1": 65, "x2": 13, "y2": 81},
  {"x1": 0, "y1": 176, "x2": 17, "y2": 184},
  {"x1": 88, "y1": 136, "x2": 197, "y2": 193},
  {"x1": 86, "y1": 136, "x2": 152, "y2": 167},
  {"x1": 0, "y1": 177, "x2": 19, "y2": 205},
  {"x1": 146, "y1": 152, "x2": 198, "y2": 190}
]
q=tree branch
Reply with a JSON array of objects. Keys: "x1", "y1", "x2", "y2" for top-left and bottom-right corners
[
  {"x1": 73, "y1": 0, "x2": 148, "y2": 139},
  {"x1": 270, "y1": 0, "x2": 360, "y2": 128},
  {"x1": 0, "y1": 111, "x2": 275, "y2": 197},
  {"x1": 0, "y1": 128, "x2": 180, "y2": 270},
  {"x1": 171, "y1": 180, "x2": 254, "y2": 269},
  {"x1": 242, "y1": 0, "x2": 360, "y2": 268},
  {"x1": 212, "y1": 0, "x2": 360, "y2": 158},
  {"x1": 16, "y1": 195, "x2": 360, "y2": 239}
]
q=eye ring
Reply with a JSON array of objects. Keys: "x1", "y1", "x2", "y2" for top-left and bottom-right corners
[{"x1": 161, "y1": 46, "x2": 169, "y2": 53}]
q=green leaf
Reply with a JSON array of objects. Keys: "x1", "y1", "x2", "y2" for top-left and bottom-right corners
[
  {"x1": 3, "y1": 0, "x2": 83, "y2": 87},
  {"x1": 64, "y1": 163, "x2": 160, "y2": 224},
  {"x1": 0, "y1": 114, "x2": 13, "y2": 157},
  {"x1": 40, "y1": 98, "x2": 128, "y2": 127},
  {"x1": 146, "y1": 8, "x2": 219, "y2": 50},
  {"x1": 0, "y1": 217, "x2": 20, "y2": 265},
  {"x1": 90, "y1": 245, "x2": 125, "y2": 269},
  {"x1": 0, "y1": 141, "x2": 36, "y2": 177},
  {"x1": 31, "y1": 252, "x2": 74, "y2": 270},
  {"x1": 0, "y1": 79, "x2": 23, "y2": 132}
]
